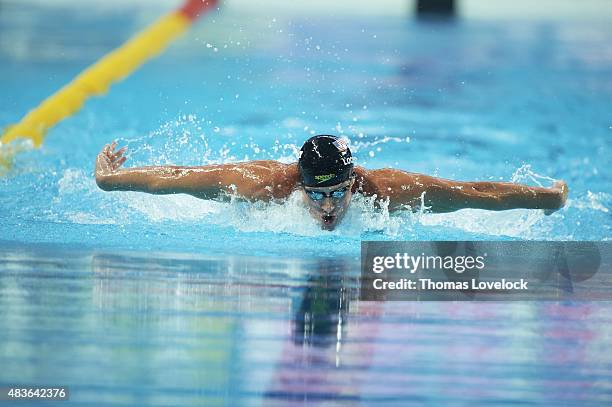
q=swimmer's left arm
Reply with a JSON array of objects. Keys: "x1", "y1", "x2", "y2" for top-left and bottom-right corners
[{"x1": 363, "y1": 168, "x2": 568, "y2": 213}]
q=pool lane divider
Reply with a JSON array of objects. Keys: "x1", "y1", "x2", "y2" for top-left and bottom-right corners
[{"x1": 0, "y1": 0, "x2": 218, "y2": 171}]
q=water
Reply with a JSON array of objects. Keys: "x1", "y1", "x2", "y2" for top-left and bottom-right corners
[
  {"x1": 2, "y1": 243, "x2": 612, "y2": 405},
  {"x1": 1, "y1": 3, "x2": 611, "y2": 405}
]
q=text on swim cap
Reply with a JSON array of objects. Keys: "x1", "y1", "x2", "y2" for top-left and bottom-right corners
[{"x1": 314, "y1": 174, "x2": 335, "y2": 183}]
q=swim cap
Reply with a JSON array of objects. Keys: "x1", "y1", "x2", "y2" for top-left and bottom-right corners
[{"x1": 298, "y1": 135, "x2": 354, "y2": 187}]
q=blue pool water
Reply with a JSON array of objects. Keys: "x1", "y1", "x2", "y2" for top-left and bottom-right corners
[{"x1": 1, "y1": 3, "x2": 612, "y2": 405}]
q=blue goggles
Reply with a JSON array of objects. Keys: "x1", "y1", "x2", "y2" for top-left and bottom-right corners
[{"x1": 305, "y1": 186, "x2": 350, "y2": 202}]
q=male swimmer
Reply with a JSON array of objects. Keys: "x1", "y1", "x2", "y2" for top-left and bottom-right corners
[{"x1": 95, "y1": 135, "x2": 568, "y2": 230}]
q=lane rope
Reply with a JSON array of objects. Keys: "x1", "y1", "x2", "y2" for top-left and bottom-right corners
[{"x1": 0, "y1": 0, "x2": 218, "y2": 170}]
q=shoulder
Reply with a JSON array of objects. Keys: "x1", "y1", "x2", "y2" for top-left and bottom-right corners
[
  {"x1": 236, "y1": 160, "x2": 300, "y2": 200},
  {"x1": 354, "y1": 166, "x2": 415, "y2": 195},
  {"x1": 271, "y1": 162, "x2": 300, "y2": 198},
  {"x1": 352, "y1": 166, "x2": 377, "y2": 196}
]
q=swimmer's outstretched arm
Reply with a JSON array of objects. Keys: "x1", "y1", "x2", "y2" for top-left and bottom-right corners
[
  {"x1": 355, "y1": 167, "x2": 568, "y2": 213},
  {"x1": 95, "y1": 142, "x2": 298, "y2": 201}
]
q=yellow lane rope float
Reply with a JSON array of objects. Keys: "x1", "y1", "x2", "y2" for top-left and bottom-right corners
[{"x1": 0, "y1": 0, "x2": 218, "y2": 170}]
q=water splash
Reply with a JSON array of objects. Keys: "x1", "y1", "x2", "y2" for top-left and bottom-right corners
[
  {"x1": 116, "y1": 115, "x2": 301, "y2": 167},
  {"x1": 511, "y1": 164, "x2": 557, "y2": 187},
  {"x1": 571, "y1": 191, "x2": 610, "y2": 213}
]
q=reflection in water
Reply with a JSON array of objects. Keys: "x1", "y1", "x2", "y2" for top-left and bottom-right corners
[
  {"x1": 92, "y1": 252, "x2": 243, "y2": 406},
  {"x1": 266, "y1": 259, "x2": 377, "y2": 403},
  {"x1": 292, "y1": 259, "x2": 353, "y2": 348},
  {"x1": 1, "y1": 245, "x2": 612, "y2": 405}
]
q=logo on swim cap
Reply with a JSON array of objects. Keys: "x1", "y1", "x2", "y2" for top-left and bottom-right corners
[
  {"x1": 332, "y1": 138, "x2": 349, "y2": 152},
  {"x1": 314, "y1": 174, "x2": 335, "y2": 184}
]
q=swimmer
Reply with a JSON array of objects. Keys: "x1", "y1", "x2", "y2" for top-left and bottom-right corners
[{"x1": 95, "y1": 135, "x2": 568, "y2": 230}]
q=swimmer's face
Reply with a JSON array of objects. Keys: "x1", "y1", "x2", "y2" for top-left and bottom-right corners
[{"x1": 301, "y1": 177, "x2": 355, "y2": 231}]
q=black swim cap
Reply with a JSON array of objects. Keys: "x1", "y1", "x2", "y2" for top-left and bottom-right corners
[{"x1": 298, "y1": 135, "x2": 354, "y2": 187}]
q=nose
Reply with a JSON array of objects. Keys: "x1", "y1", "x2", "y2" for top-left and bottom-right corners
[{"x1": 320, "y1": 197, "x2": 335, "y2": 213}]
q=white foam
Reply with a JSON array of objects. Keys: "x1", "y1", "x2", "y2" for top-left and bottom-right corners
[
  {"x1": 122, "y1": 193, "x2": 222, "y2": 222},
  {"x1": 419, "y1": 208, "x2": 549, "y2": 239},
  {"x1": 57, "y1": 168, "x2": 89, "y2": 194}
]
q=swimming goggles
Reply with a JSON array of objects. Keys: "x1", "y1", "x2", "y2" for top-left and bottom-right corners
[{"x1": 305, "y1": 186, "x2": 350, "y2": 202}]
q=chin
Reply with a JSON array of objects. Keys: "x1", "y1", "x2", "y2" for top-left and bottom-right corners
[{"x1": 321, "y1": 222, "x2": 337, "y2": 231}]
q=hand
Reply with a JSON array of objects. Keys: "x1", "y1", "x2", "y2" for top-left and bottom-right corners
[
  {"x1": 553, "y1": 180, "x2": 568, "y2": 206},
  {"x1": 95, "y1": 141, "x2": 127, "y2": 182},
  {"x1": 544, "y1": 180, "x2": 568, "y2": 215}
]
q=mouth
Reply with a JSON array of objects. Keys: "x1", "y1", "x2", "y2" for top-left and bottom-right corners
[{"x1": 322, "y1": 214, "x2": 336, "y2": 226}]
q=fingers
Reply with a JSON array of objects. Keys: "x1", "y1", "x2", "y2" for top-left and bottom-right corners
[
  {"x1": 113, "y1": 156, "x2": 127, "y2": 170},
  {"x1": 551, "y1": 180, "x2": 568, "y2": 202},
  {"x1": 99, "y1": 146, "x2": 110, "y2": 163},
  {"x1": 106, "y1": 142, "x2": 116, "y2": 156},
  {"x1": 112, "y1": 146, "x2": 127, "y2": 160},
  {"x1": 557, "y1": 181, "x2": 568, "y2": 196},
  {"x1": 95, "y1": 151, "x2": 112, "y2": 176},
  {"x1": 99, "y1": 142, "x2": 127, "y2": 172},
  {"x1": 110, "y1": 147, "x2": 127, "y2": 166},
  {"x1": 545, "y1": 180, "x2": 568, "y2": 214},
  {"x1": 102, "y1": 142, "x2": 127, "y2": 160},
  {"x1": 103, "y1": 141, "x2": 118, "y2": 154}
]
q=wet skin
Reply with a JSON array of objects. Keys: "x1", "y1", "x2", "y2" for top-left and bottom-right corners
[
  {"x1": 96, "y1": 143, "x2": 569, "y2": 231},
  {"x1": 301, "y1": 178, "x2": 355, "y2": 231}
]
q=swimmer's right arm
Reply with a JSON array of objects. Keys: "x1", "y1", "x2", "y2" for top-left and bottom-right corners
[{"x1": 95, "y1": 143, "x2": 298, "y2": 201}]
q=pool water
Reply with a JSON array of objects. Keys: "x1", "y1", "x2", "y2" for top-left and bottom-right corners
[
  {"x1": 1, "y1": 2, "x2": 611, "y2": 405},
  {"x1": 2, "y1": 243, "x2": 612, "y2": 405}
]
